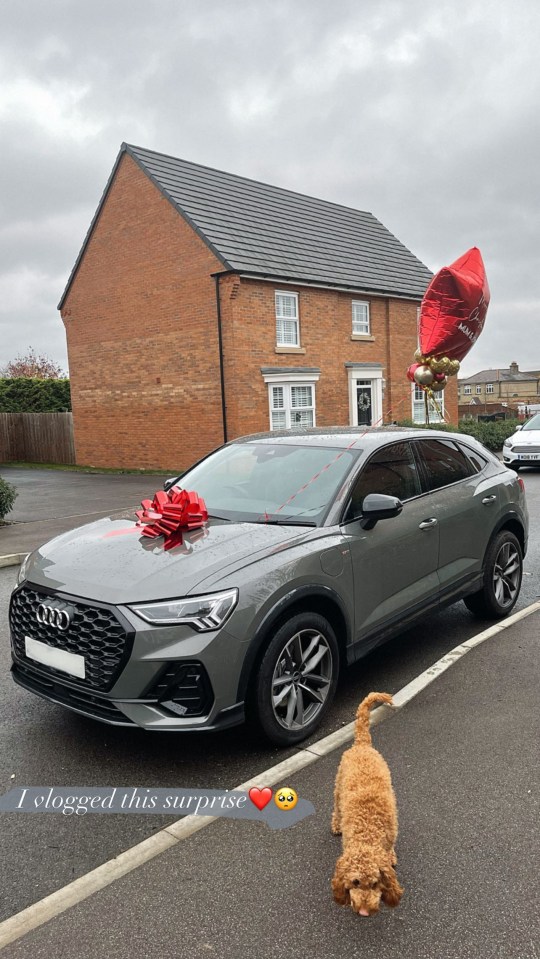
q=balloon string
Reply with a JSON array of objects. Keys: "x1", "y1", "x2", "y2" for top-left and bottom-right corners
[{"x1": 424, "y1": 388, "x2": 444, "y2": 421}]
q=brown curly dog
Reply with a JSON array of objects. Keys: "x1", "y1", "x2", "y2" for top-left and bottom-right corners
[{"x1": 331, "y1": 692, "x2": 403, "y2": 917}]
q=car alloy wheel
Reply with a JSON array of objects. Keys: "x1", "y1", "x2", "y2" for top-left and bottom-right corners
[
  {"x1": 464, "y1": 530, "x2": 523, "y2": 619},
  {"x1": 249, "y1": 612, "x2": 339, "y2": 745},
  {"x1": 492, "y1": 539, "x2": 521, "y2": 608},
  {"x1": 271, "y1": 628, "x2": 333, "y2": 731}
]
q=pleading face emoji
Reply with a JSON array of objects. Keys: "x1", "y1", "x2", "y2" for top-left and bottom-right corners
[{"x1": 274, "y1": 787, "x2": 298, "y2": 811}]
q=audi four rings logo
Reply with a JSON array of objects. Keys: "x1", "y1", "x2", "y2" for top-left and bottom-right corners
[{"x1": 36, "y1": 604, "x2": 71, "y2": 631}]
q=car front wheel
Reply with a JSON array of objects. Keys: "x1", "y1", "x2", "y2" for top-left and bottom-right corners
[
  {"x1": 248, "y1": 612, "x2": 339, "y2": 745},
  {"x1": 464, "y1": 530, "x2": 523, "y2": 619}
]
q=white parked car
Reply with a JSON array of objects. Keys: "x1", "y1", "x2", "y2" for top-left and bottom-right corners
[{"x1": 503, "y1": 413, "x2": 540, "y2": 469}]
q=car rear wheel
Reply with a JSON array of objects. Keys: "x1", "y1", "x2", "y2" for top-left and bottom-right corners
[
  {"x1": 464, "y1": 530, "x2": 523, "y2": 619},
  {"x1": 248, "y1": 612, "x2": 339, "y2": 745}
]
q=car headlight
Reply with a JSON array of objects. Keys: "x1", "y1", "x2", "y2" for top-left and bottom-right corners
[
  {"x1": 17, "y1": 553, "x2": 31, "y2": 585},
  {"x1": 128, "y1": 589, "x2": 238, "y2": 630},
  {"x1": 503, "y1": 438, "x2": 513, "y2": 448}
]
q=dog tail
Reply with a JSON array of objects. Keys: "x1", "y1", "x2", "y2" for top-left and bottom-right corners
[{"x1": 354, "y1": 692, "x2": 393, "y2": 745}]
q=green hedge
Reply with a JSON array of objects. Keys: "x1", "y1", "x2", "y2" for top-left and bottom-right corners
[
  {"x1": 0, "y1": 476, "x2": 17, "y2": 520},
  {"x1": 0, "y1": 378, "x2": 71, "y2": 412},
  {"x1": 395, "y1": 418, "x2": 521, "y2": 451},
  {"x1": 456, "y1": 419, "x2": 521, "y2": 451}
]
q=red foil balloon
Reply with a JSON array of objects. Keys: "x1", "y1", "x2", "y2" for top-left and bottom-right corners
[
  {"x1": 419, "y1": 247, "x2": 490, "y2": 363},
  {"x1": 407, "y1": 363, "x2": 420, "y2": 383}
]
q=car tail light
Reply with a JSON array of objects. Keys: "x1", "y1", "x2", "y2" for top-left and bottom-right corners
[{"x1": 518, "y1": 477, "x2": 525, "y2": 493}]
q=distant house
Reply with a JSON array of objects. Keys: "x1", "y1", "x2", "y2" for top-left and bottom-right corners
[
  {"x1": 59, "y1": 143, "x2": 453, "y2": 469},
  {"x1": 458, "y1": 362, "x2": 540, "y2": 420}
]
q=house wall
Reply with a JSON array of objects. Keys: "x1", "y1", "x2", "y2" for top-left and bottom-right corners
[
  {"x1": 221, "y1": 278, "x2": 458, "y2": 435},
  {"x1": 61, "y1": 157, "x2": 457, "y2": 470},
  {"x1": 60, "y1": 154, "x2": 225, "y2": 469},
  {"x1": 458, "y1": 378, "x2": 540, "y2": 408}
]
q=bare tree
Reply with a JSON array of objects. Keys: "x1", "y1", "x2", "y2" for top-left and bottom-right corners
[{"x1": 2, "y1": 348, "x2": 66, "y2": 379}]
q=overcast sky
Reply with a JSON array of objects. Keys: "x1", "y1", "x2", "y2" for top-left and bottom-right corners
[{"x1": 1, "y1": 0, "x2": 538, "y2": 378}]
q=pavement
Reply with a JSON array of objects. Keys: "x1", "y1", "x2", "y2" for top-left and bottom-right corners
[{"x1": 0, "y1": 466, "x2": 538, "y2": 957}]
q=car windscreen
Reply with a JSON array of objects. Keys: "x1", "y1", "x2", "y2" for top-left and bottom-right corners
[
  {"x1": 178, "y1": 442, "x2": 360, "y2": 524},
  {"x1": 522, "y1": 414, "x2": 540, "y2": 431}
]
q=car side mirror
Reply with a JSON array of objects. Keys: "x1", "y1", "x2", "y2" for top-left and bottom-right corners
[{"x1": 359, "y1": 493, "x2": 403, "y2": 530}]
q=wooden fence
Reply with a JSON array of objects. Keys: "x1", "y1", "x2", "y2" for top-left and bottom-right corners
[{"x1": 0, "y1": 412, "x2": 75, "y2": 465}]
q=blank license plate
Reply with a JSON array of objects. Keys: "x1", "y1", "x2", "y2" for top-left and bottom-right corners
[
  {"x1": 519, "y1": 454, "x2": 539, "y2": 460},
  {"x1": 25, "y1": 636, "x2": 86, "y2": 679}
]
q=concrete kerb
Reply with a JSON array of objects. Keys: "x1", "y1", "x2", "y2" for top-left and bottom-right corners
[{"x1": 0, "y1": 553, "x2": 25, "y2": 569}]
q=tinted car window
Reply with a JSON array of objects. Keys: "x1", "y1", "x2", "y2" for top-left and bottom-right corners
[
  {"x1": 460, "y1": 444, "x2": 487, "y2": 474},
  {"x1": 347, "y1": 442, "x2": 421, "y2": 517},
  {"x1": 416, "y1": 439, "x2": 475, "y2": 491}
]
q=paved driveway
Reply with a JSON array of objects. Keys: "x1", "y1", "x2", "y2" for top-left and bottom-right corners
[{"x1": 0, "y1": 468, "x2": 171, "y2": 555}]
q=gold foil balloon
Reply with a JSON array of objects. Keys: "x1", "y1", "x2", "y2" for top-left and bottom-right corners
[
  {"x1": 430, "y1": 377, "x2": 447, "y2": 392},
  {"x1": 430, "y1": 356, "x2": 450, "y2": 373},
  {"x1": 413, "y1": 365, "x2": 435, "y2": 386}
]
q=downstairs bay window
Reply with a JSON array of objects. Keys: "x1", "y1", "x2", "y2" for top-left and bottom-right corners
[{"x1": 262, "y1": 368, "x2": 321, "y2": 430}]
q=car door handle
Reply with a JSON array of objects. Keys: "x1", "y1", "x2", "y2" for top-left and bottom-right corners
[
  {"x1": 482, "y1": 495, "x2": 497, "y2": 505},
  {"x1": 419, "y1": 518, "x2": 438, "y2": 530}
]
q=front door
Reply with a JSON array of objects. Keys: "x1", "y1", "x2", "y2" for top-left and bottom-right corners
[{"x1": 356, "y1": 381, "x2": 373, "y2": 426}]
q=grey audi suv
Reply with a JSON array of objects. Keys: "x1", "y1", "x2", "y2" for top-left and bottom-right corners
[{"x1": 10, "y1": 427, "x2": 528, "y2": 745}]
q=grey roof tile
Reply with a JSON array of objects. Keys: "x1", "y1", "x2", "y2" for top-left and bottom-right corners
[
  {"x1": 126, "y1": 144, "x2": 432, "y2": 298},
  {"x1": 460, "y1": 368, "x2": 540, "y2": 384}
]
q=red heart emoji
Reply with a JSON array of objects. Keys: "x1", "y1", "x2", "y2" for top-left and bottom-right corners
[{"x1": 249, "y1": 787, "x2": 272, "y2": 811}]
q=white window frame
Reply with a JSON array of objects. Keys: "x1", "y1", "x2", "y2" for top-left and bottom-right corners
[
  {"x1": 464, "y1": 386, "x2": 472, "y2": 395},
  {"x1": 476, "y1": 385, "x2": 482, "y2": 394},
  {"x1": 352, "y1": 300, "x2": 370, "y2": 336},
  {"x1": 275, "y1": 291, "x2": 299, "y2": 348},
  {"x1": 412, "y1": 383, "x2": 445, "y2": 423},
  {"x1": 486, "y1": 383, "x2": 494, "y2": 394},
  {"x1": 263, "y1": 371, "x2": 320, "y2": 430}
]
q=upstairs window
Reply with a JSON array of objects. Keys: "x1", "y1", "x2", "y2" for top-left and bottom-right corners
[
  {"x1": 352, "y1": 300, "x2": 370, "y2": 335},
  {"x1": 476, "y1": 385, "x2": 482, "y2": 394},
  {"x1": 276, "y1": 292, "x2": 299, "y2": 347},
  {"x1": 486, "y1": 383, "x2": 494, "y2": 394},
  {"x1": 464, "y1": 386, "x2": 472, "y2": 395}
]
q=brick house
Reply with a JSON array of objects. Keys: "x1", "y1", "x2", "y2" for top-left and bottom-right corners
[
  {"x1": 59, "y1": 143, "x2": 454, "y2": 470},
  {"x1": 458, "y1": 363, "x2": 540, "y2": 419}
]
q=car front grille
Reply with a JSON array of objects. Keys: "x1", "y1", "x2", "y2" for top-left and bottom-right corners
[
  {"x1": 513, "y1": 445, "x2": 540, "y2": 454},
  {"x1": 9, "y1": 585, "x2": 134, "y2": 691},
  {"x1": 12, "y1": 661, "x2": 136, "y2": 725}
]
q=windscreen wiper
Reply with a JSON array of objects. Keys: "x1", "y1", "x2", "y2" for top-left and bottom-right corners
[{"x1": 253, "y1": 519, "x2": 317, "y2": 527}]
